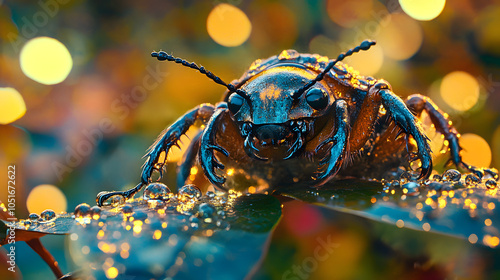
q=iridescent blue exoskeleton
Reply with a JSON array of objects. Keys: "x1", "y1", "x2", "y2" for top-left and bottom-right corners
[{"x1": 97, "y1": 40, "x2": 496, "y2": 206}]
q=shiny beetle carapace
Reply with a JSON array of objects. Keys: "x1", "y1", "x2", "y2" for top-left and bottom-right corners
[{"x1": 97, "y1": 40, "x2": 496, "y2": 205}]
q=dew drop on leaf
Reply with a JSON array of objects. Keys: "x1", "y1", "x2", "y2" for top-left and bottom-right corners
[
  {"x1": 90, "y1": 206, "x2": 102, "y2": 219},
  {"x1": 465, "y1": 174, "x2": 481, "y2": 186},
  {"x1": 101, "y1": 194, "x2": 125, "y2": 207},
  {"x1": 179, "y1": 184, "x2": 202, "y2": 200},
  {"x1": 40, "y1": 209, "x2": 56, "y2": 221},
  {"x1": 143, "y1": 183, "x2": 172, "y2": 201},
  {"x1": 29, "y1": 213, "x2": 40, "y2": 221},
  {"x1": 442, "y1": 169, "x2": 461, "y2": 182},
  {"x1": 121, "y1": 205, "x2": 134, "y2": 215},
  {"x1": 399, "y1": 170, "x2": 419, "y2": 185},
  {"x1": 198, "y1": 203, "x2": 216, "y2": 218},
  {"x1": 402, "y1": 182, "x2": 420, "y2": 196},
  {"x1": 433, "y1": 174, "x2": 442, "y2": 181},
  {"x1": 485, "y1": 179, "x2": 498, "y2": 189},
  {"x1": 74, "y1": 203, "x2": 92, "y2": 218}
]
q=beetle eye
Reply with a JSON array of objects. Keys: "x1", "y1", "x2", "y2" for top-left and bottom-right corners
[
  {"x1": 228, "y1": 93, "x2": 244, "y2": 114},
  {"x1": 305, "y1": 88, "x2": 328, "y2": 110}
]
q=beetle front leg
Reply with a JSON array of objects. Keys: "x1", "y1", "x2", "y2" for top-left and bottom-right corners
[
  {"x1": 376, "y1": 82, "x2": 432, "y2": 179},
  {"x1": 199, "y1": 104, "x2": 230, "y2": 187},
  {"x1": 96, "y1": 104, "x2": 215, "y2": 206},
  {"x1": 177, "y1": 131, "x2": 202, "y2": 187},
  {"x1": 315, "y1": 99, "x2": 350, "y2": 183}
]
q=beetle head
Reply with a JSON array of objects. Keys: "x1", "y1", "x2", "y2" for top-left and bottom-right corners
[
  {"x1": 150, "y1": 40, "x2": 376, "y2": 161},
  {"x1": 227, "y1": 66, "x2": 333, "y2": 160}
]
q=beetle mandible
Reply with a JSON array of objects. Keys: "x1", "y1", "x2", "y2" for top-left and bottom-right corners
[{"x1": 97, "y1": 40, "x2": 496, "y2": 205}]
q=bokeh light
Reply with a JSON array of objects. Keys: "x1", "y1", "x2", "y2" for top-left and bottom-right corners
[
  {"x1": 207, "y1": 4, "x2": 252, "y2": 47},
  {"x1": 475, "y1": 7, "x2": 500, "y2": 56},
  {"x1": 343, "y1": 44, "x2": 384, "y2": 76},
  {"x1": 249, "y1": 3, "x2": 297, "y2": 51},
  {"x1": 26, "y1": 184, "x2": 68, "y2": 214},
  {"x1": 0, "y1": 87, "x2": 26, "y2": 124},
  {"x1": 399, "y1": 0, "x2": 446, "y2": 21},
  {"x1": 376, "y1": 14, "x2": 423, "y2": 60},
  {"x1": 459, "y1": 133, "x2": 492, "y2": 168},
  {"x1": 493, "y1": 126, "x2": 500, "y2": 167},
  {"x1": 326, "y1": 0, "x2": 373, "y2": 28},
  {"x1": 440, "y1": 71, "x2": 480, "y2": 112},
  {"x1": 20, "y1": 37, "x2": 73, "y2": 85}
]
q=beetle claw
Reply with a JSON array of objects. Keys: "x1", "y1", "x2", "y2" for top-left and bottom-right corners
[{"x1": 244, "y1": 133, "x2": 268, "y2": 161}]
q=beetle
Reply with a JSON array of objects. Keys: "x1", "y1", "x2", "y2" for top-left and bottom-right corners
[{"x1": 97, "y1": 40, "x2": 496, "y2": 206}]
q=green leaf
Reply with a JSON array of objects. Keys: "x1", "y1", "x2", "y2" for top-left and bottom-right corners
[
  {"x1": 0, "y1": 214, "x2": 75, "y2": 246},
  {"x1": 277, "y1": 178, "x2": 500, "y2": 248},
  {"x1": 69, "y1": 192, "x2": 282, "y2": 279}
]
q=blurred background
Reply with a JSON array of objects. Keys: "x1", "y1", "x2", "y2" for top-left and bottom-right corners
[{"x1": 1, "y1": 0, "x2": 500, "y2": 279}]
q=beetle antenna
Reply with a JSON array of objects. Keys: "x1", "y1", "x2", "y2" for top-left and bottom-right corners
[
  {"x1": 151, "y1": 51, "x2": 250, "y2": 101},
  {"x1": 292, "y1": 40, "x2": 376, "y2": 99}
]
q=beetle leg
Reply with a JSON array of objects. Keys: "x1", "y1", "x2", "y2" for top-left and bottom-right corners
[
  {"x1": 406, "y1": 94, "x2": 498, "y2": 180},
  {"x1": 376, "y1": 82, "x2": 432, "y2": 179},
  {"x1": 176, "y1": 130, "x2": 202, "y2": 187},
  {"x1": 349, "y1": 86, "x2": 382, "y2": 153},
  {"x1": 199, "y1": 104, "x2": 230, "y2": 187},
  {"x1": 96, "y1": 104, "x2": 215, "y2": 206},
  {"x1": 314, "y1": 99, "x2": 350, "y2": 183}
]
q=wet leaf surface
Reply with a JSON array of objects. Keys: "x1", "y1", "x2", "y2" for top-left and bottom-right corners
[
  {"x1": 69, "y1": 191, "x2": 282, "y2": 280},
  {"x1": 277, "y1": 176, "x2": 500, "y2": 248},
  {"x1": 0, "y1": 214, "x2": 75, "y2": 246}
]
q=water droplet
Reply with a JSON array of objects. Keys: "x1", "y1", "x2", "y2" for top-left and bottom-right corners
[
  {"x1": 121, "y1": 205, "x2": 134, "y2": 215},
  {"x1": 190, "y1": 222, "x2": 199, "y2": 229},
  {"x1": 189, "y1": 216, "x2": 200, "y2": 229},
  {"x1": 74, "y1": 203, "x2": 91, "y2": 218},
  {"x1": 40, "y1": 209, "x2": 56, "y2": 221},
  {"x1": 442, "y1": 169, "x2": 461, "y2": 182},
  {"x1": 400, "y1": 171, "x2": 418, "y2": 185},
  {"x1": 148, "y1": 199, "x2": 166, "y2": 209},
  {"x1": 216, "y1": 220, "x2": 230, "y2": 230},
  {"x1": 143, "y1": 183, "x2": 172, "y2": 201},
  {"x1": 217, "y1": 210, "x2": 226, "y2": 218},
  {"x1": 485, "y1": 179, "x2": 497, "y2": 189},
  {"x1": 29, "y1": 213, "x2": 40, "y2": 221},
  {"x1": 486, "y1": 168, "x2": 499, "y2": 180},
  {"x1": 132, "y1": 211, "x2": 148, "y2": 221},
  {"x1": 90, "y1": 206, "x2": 102, "y2": 219},
  {"x1": 206, "y1": 191, "x2": 215, "y2": 198},
  {"x1": 179, "y1": 184, "x2": 202, "y2": 201},
  {"x1": 101, "y1": 194, "x2": 125, "y2": 207},
  {"x1": 402, "y1": 182, "x2": 419, "y2": 196},
  {"x1": 427, "y1": 182, "x2": 442, "y2": 191},
  {"x1": 198, "y1": 203, "x2": 216, "y2": 218},
  {"x1": 465, "y1": 174, "x2": 481, "y2": 186},
  {"x1": 432, "y1": 174, "x2": 442, "y2": 181}
]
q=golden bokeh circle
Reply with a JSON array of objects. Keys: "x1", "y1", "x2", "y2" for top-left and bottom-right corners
[
  {"x1": 377, "y1": 14, "x2": 423, "y2": 60},
  {"x1": 0, "y1": 87, "x2": 26, "y2": 124},
  {"x1": 207, "y1": 4, "x2": 252, "y2": 47},
  {"x1": 459, "y1": 133, "x2": 492, "y2": 168},
  {"x1": 20, "y1": 37, "x2": 73, "y2": 85},
  {"x1": 399, "y1": 0, "x2": 446, "y2": 21},
  {"x1": 440, "y1": 71, "x2": 480, "y2": 112},
  {"x1": 27, "y1": 184, "x2": 67, "y2": 214}
]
